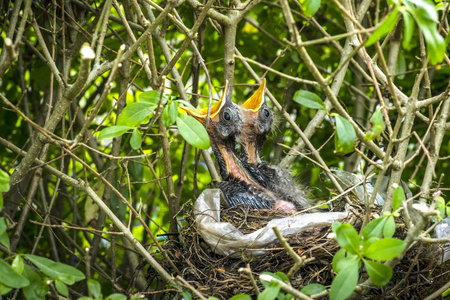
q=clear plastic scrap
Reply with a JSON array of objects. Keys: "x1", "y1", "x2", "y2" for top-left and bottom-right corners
[
  {"x1": 435, "y1": 217, "x2": 450, "y2": 263},
  {"x1": 193, "y1": 189, "x2": 349, "y2": 257}
]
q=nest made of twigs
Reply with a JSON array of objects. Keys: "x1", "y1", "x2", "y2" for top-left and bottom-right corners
[{"x1": 146, "y1": 204, "x2": 450, "y2": 299}]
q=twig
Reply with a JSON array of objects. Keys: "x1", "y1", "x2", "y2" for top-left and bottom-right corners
[
  {"x1": 272, "y1": 226, "x2": 312, "y2": 278},
  {"x1": 259, "y1": 274, "x2": 312, "y2": 300}
]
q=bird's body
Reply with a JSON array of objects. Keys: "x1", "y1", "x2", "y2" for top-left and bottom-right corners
[
  {"x1": 180, "y1": 82, "x2": 277, "y2": 210},
  {"x1": 238, "y1": 79, "x2": 311, "y2": 211}
]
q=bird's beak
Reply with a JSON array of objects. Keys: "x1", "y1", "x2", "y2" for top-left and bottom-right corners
[
  {"x1": 241, "y1": 78, "x2": 266, "y2": 112},
  {"x1": 179, "y1": 81, "x2": 230, "y2": 123}
]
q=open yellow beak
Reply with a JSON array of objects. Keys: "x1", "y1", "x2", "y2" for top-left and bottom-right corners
[
  {"x1": 240, "y1": 78, "x2": 266, "y2": 112},
  {"x1": 179, "y1": 81, "x2": 230, "y2": 122}
]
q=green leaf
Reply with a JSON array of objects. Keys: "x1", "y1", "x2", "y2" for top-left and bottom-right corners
[
  {"x1": 293, "y1": 90, "x2": 326, "y2": 111},
  {"x1": 208, "y1": 297, "x2": 221, "y2": 300},
  {"x1": 334, "y1": 114, "x2": 356, "y2": 155},
  {"x1": 12, "y1": 255, "x2": 24, "y2": 274},
  {"x1": 442, "y1": 287, "x2": 450, "y2": 297},
  {"x1": 436, "y1": 196, "x2": 448, "y2": 217},
  {"x1": 383, "y1": 216, "x2": 396, "y2": 238},
  {"x1": 363, "y1": 259, "x2": 393, "y2": 286},
  {"x1": 22, "y1": 265, "x2": 48, "y2": 300},
  {"x1": 87, "y1": 279, "x2": 102, "y2": 300},
  {"x1": 0, "y1": 229, "x2": 10, "y2": 252},
  {"x1": 409, "y1": 0, "x2": 445, "y2": 64},
  {"x1": 0, "y1": 169, "x2": 10, "y2": 193},
  {"x1": 274, "y1": 272, "x2": 290, "y2": 283},
  {"x1": 258, "y1": 280, "x2": 280, "y2": 300},
  {"x1": 0, "y1": 283, "x2": 12, "y2": 295},
  {"x1": 0, "y1": 258, "x2": 30, "y2": 288},
  {"x1": 392, "y1": 185, "x2": 405, "y2": 212},
  {"x1": 365, "y1": 108, "x2": 384, "y2": 141},
  {"x1": 162, "y1": 101, "x2": 178, "y2": 127},
  {"x1": 230, "y1": 294, "x2": 252, "y2": 300},
  {"x1": 24, "y1": 254, "x2": 85, "y2": 283},
  {"x1": 366, "y1": 8, "x2": 399, "y2": 46},
  {"x1": 106, "y1": 294, "x2": 127, "y2": 300},
  {"x1": 117, "y1": 102, "x2": 157, "y2": 127},
  {"x1": 176, "y1": 114, "x2": 210, "y2": 149},
  {"x1": 401, "y1": 11, "x2": 414, "y2": 50},
  {"x1": 329, "y1": 262, "x2": 359, "y2": 300},
  {"x1": 181, "y1": 291, "x2": 192, "y2": 300},
  {"x1": 331, "y1": 222, "x2": 341, "y2": 233},
  {"x1": 364, "y1": 238, "x2": 406, "y2": 261},
  {"x1": 98, "y1": 125, "x2": 132, "y2": 140},
  {"x1": 130, "y1": 128, "x2": 142, "y2": 150},
  {"x1": 336, "y1": 223, "x2": 360, "y2": 255},
  {"x1": 332, "y1": 248, "x2": 346, "y2": 273},
  {"x1": 139, "y1": 90, "x2": 160, "y2": 103},
  {"x1": 0, "y1": 218, "x2": 6, "y2": 236},
  {"x1": 300, "y1": 0, "x2": 321, "y2": 17},
  {"x1": 301, "y1": 283, "x2": 325, "y2": 296},
  {"x1": 362, "y1": 216, "x2": 388, "y2": 240},
  {"x1": 55, "y1": 279, "x2": 68, "y2": 297}
]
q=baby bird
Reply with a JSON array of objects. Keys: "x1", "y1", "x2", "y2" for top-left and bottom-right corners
[
  {"x1": 238, "y1": 79, "x2": 311, "y2": 211},
  {"x1": 179, "y1": 82, "x2": 276, "y2": 210}
]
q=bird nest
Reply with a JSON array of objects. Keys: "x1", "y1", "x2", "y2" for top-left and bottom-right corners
[{"x1": 144, "y1": 203, "x2": 450, "y2": 299}]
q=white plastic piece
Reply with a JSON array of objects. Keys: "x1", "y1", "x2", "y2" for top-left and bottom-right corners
[
  {"x1": 435, "y1": 217, "x2": 450, "y2": 263},
  {"x1": 194, "y1": 189, "x2": 348, "y2": 257}
]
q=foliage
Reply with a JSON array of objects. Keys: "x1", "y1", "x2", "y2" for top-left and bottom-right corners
[
  {"x1": 0, "y1": 0, "x2": 448, "y2": 298},
  {"x1": 329, "y1": 194, "x2": 408, "y2": 300}
]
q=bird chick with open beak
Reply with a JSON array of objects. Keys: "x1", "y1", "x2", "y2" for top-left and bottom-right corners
[
  {"x1": 179, "y1": 82, "x2": 277, "y2": 210},
  {"x1": 238, "y1": 79, "x2": 311, "y2": 211}
]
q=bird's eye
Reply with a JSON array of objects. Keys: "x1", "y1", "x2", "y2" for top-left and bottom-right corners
[
  {"x1": 224, "y1": 112, "x2": 231, "y2": 120},
  {"x1": 263, "y1": 108, "x2": 270, "y2": 117}
]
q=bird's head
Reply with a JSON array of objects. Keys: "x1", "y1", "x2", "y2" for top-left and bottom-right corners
[
  {"x1": 179, "y1": 81, "x2": 244, "y2": 180},
  {"x1": 239, "y1": 78, "x2": 273, "y2": 163}
]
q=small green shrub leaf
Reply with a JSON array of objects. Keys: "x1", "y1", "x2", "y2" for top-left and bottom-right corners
[
  {"x1": 24, "y1": 254, "x2": 85, "y2": 283},
  {"x1": 22, "y1": 265, "x2": 48, "y2": 300},
  {"x1": 55, "y1": 280, "x2": 68, "y2": 297},
  {"x1": 366, "y1": 8, "x2": 399, "y2": 46},
  {"x1": 293, "y1": 90, "x2": 326, "y2": 110},
  {"x1": 383, "y1": 216, "x2": 396, "y2": 238},
  {"x1": 401, "y1": 11, "x2": 414, "y2": 50},
  {"x1": 330, "y1": 262, "x2": 359, "y2": 300},
  {"x1": 0, "y1": 258, "x2": 29, "y2": 288},
  {"x1": 336, "y1": 223, "x2": 360, "y2": 255},
  {"x1": 162, "y1": 101, "x2": 178, "y2": 127},
  {"x1": 117, "y1": 102, "x2": 157, "y2": 127},
  {"x1": 181, "y1": 291, "x2": 192, "y2": 300},
  {"x1": 87, "y1": 279, "x2": 102, "y2": 300},
  {"x1": 258, "y1": 280, "x2": 280, "y2": 300},
  {"x1": 363, "y1": 259, "x2": 393, "y2": 286},
  {"x1": 0, "y1": 169, "x2": 10, "y2": 193},
  {"x1": 230, "y1": 294, "x2": 252, "y2": 300},
  {"x1": 176, "y1": 114, "x2": 210, "y2": 149},
  {"x1": 98, "y1": 126, "x2": 132, "y2": 140},
  {"x1": 364, "y1": 238, "x2": 406, "y2": 261},
  {"x1": 392, "y1": 185, "x2": 405, "y2": 212},
  {"x1": 139, "y1": 90, "x2": 160, "y2": 103},
  {"x1": 362, "y1": 216, "x2": 387, "y2": 240},
  {"x1": 334, "y1": 115, "x2": 356, "y2": 155},
  {"x1": 12, "y1": 255, "x2": 24, "y2": 274},
  {"x1": 130, "y1": 128, "x2": 142, "y2": 150},
  {"x1": 365, "y1": 108, "x2": 384, "y2": 141},
  {"x1": 301, "y1": 283, "x2": 325, "y2": 296},
  {"x1": 106, "y1": 294, "x2": 127, "y2": 300},
  {"x1": 300, "y1": 0, "x2": 321, "y2": 17}
]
